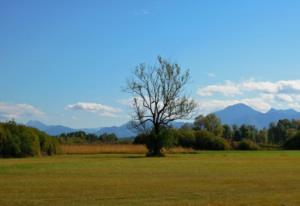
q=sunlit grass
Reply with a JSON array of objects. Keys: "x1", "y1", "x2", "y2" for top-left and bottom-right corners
[
  {"x1": 0, "y1": 151, "x2": 300, "y2": 206},
  {"x1": 60, "y1": 144, "x2": 194, "y2": 154}
]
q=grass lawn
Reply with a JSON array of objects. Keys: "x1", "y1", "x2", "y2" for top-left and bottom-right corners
[{"x1": 0, "y1": 151, "x2": 300, "y2": 206}]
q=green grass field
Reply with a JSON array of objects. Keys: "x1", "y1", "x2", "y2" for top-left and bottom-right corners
[{"x1": 0, "y1": 151, "x2": 300, "y2": 206}]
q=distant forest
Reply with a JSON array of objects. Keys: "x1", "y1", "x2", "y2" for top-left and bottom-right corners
[
  {"x1": 1, "y1": 114, "x2": 300, "y2": 158},
  {"x1": 56, "y1": 114, "x2": 300, "y2": 150}
]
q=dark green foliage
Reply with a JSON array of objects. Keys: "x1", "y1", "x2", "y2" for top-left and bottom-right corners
[
  {"x1": 223, "y1": 124, "x2": 233, "y2": 140},
  {"x1": 194, "y1": 131, "x2": 230, "y2": 150},
  {"x1": 284, "y1": 132, "x2": 300, "y2": 149},
  {"x1": 232, "y1": 125, "x2": 242, "y2": 141},
  {"x1": 194, "y1": 114, "x2": 224, "y2": 136},
  {"x1": 237, "y1": 139, "x2": 260, "y2": 150},
  {"x1": 39, "y1": 134, "x2": 59, "y2": 155},
  {"x1": 58, "y1": 131, "x2": 119, "y2": 144},
  {"x1": 256, "y1": 129, "x2": 268, "y2": 143},
  {"x1": 145, "y1": 128, "x2": 176, "y2": 156},
  {"x1": 133, "y1": 118, "x2": 300, "y2": 150},
  {"x1": 99, "y1": 133, "x2": 118, "y2": 143},
  {"x1": 133, "y1": 133, "x2": 148, "y2": 145},
  {"x1": 134, "y1": 128, "x2": 177, "y2": 156},
  {"x1": 268, "y1": 119, "x2": 300, "y2": 144},
  {"x1": 59, "y1": 131, "x2": 90, "y2": 144},
  {"x1": 0, "y1": 121, "x2": 58, "y2": 157},
  {"x1": 174, "y1": 129, "x2": 195, "y2": 148},
  {"x1": 239, "y1": 124, "x2": 257, "y2": 141}
]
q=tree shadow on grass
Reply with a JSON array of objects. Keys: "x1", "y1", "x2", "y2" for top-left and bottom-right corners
[
  {"x1": 81, "y1": 154, "x2": 146, "y2": 159},
  {"x1": 122, "y1": 155, "x2": 147, "y2": 159}
]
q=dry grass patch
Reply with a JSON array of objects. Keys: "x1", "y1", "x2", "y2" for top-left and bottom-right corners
[
  {"x1": 61, "y1": 144, "x2": 195, "y2": 154},
  {"x1": 61, "y1": 144, "x2": 147, "y2": 154}
]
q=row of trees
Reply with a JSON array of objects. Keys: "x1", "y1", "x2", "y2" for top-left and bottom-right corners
[
  {"x1": 193, "y1": 114, "x2": 300, "y2": 146},
  {"x1": 134, "y1": 114, "x2": 300, "y2": 151},
  {"x1": 193, "y1": 114, "x2": 267, "y2": 143},
  {"x1": 0, "y1": 121, "x2": 59, "y2": 157},
  {"x1": 58, "y1": 131, "x2": 122, "y2": 144}
]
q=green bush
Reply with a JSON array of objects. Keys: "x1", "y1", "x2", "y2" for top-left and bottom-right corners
[
  {"x1": 0, "y1": 121, "x2": 59, "y2": 158},
  {"x1": 133, "y1": 133, "x2": 148, "y2": 144},
  {"x1": 284, "y1": 132, "x2": 300, "y2": 149},
  {"x1": 39, "y1": 133, "x2": 59, "y2": 155},
  {"x1": 19, "y1": 127, "x2": 41, "y2": 156},
  {"x1": 175, "y1": 129, "x2": 195, "y2": 148},
  {"x1": 194, "y1": 131, "x2": 230, "y2": 150},
  {"x1": 237, "y1": 139, "x2": 260, "y2": 150}
]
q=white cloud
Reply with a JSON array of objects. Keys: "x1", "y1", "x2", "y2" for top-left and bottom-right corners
[
  {"x1": 197, "y1": 80, "x2": 241, "y2": 96},
  {"x1": 241, "y1": 98, "x2": 271, "y2": 112},
  {"x1": 275, "y1": 94, "x2": 294, "y2": 103},
  {"x1": 198, "y1": 79, "x2": 300, "y2": 97},
  {"x1": 277, "y1": 80, "x2": 300, "y2": 93},
  {"x1": 241, "y1": 80, "x2": 278, "y2": 93},
  {"x1": 196, "y1": 99, "x2": 240, "y2": 114},
  {"x1": 196, "y1": 98, "x2": 271, "y2": 115},
  {"x1": 118, "y1": 98, "x2": 134, "y2": 107},
  {"x1": 66, "y1": 102, "x2": 121, "y2": 117},
  {"x1": 0, "y1": 102, "x2": 44, "y2": 120},
  {"x1": 196, "y1": 79, "x2": 300, "y2": 114}
]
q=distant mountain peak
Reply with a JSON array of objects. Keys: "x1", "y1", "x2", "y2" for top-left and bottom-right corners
[
  {"x1": 27, "y1": 120, "x2": 46, "y2": 126},
  {"x1": 225, "y1": 103, "x2": 258, "y2": 111},
  {"x1": 27, "y1": 120, "x2": 48, "y2": 130},
  {"x1": 214, "y1": 103, "x2": 300, "y2": 128}
]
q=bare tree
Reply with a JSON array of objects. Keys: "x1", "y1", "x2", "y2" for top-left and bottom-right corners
[{"x1": 125, "y1": 56, "x2": 197, "y2": 156}]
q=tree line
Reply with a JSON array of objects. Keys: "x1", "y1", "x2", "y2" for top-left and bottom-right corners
[
  {"x1": 58, "y1": 131, "x2": 120, "y2": 144},
  {"x1": 134, "y1": 114, "x2": 300, "y2": 151},
  {"x1": 0, "y1": 121, "x2": 59, "y2": 157}
]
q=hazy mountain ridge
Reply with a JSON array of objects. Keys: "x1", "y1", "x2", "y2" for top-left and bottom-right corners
[
  {"x1": 26, "y1": 104, "x2": 300, "y2": 136},
  {"x1": 26, "y1": 121, "x2": 186, "y2": 137},
  {"x1": 214, "y1": 103, "x2": 300, "y2": 128},
  {"x1": 26, "y1": 120, "x2": 135, "y2": 137}
]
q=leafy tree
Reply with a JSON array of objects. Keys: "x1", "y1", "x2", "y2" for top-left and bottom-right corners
[
  {"x1": 223, "y1": 124, "x2": 233, "y2": 140},
  {"x1": 194, "y1": 114, "x2": 223, "y2": 136},
  {"x1": 239, "y1": 124, "x2": 257, "y2": 141},
  {"x1": 125, "y1": 56, "x2": 196, "y2": 156},
  {"x1": 232, "y1": 125, "x2": 242, "y2": 141},
  {"x1": 268, "y1": 119, "x2": 295, "y2": 144},
  {"x1": 194, "y1": 131, "x2": 230, "y2": 150},
  {"x1": 284, "y1": 132, "x2": 300, "y2": 149},
  {"x1": 0, "y1": 121, "x2": 58, "y2": 157},
  {"x1": 174, "y1": 128, "x2": 195, "y2": 148},
  {"x1": 237, "y1": 139, "x2": 259, "y2": 150},
  {"x1": 255, "y1": 128, "x2": 268, "y2": 143}
]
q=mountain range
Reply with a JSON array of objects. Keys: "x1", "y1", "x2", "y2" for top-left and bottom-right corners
[
  {"x1": 26, "y1": 103, "x2": 300, "y2": 137},
  {"x1": 26, "y1": 120, "x2": 135, "y2": 137},
  {"x1": 214, "y1": 103, "x2": 300, "y2": 128}
]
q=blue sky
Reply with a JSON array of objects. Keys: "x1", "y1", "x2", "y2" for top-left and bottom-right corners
[{"x1": 1, "y1": 0, "x2": 300, "y2": 128}]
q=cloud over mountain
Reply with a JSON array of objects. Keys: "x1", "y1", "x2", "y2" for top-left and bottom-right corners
[
  {"x1": 0, "y1": 102, "x2": 44, "y2": 120},
  {"x1": 196, "y1": 79, "x2": 300, "y2": 115},
  {"x1": 66, "y1": 102, "x2": 121, "y2": 117}
]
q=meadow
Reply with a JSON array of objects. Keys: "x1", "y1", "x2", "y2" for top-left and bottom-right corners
[
  {"x1": 0, "y1": 151, "x2": 300, "y2": 206},
  {"x1": 60, "y1": 144, "x2": 194, "y2": 154}
]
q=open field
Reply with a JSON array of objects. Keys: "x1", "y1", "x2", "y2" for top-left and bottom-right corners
[
  {"x1": 60, "y1": 144, "x2": 194, "y2": 154},
  {"x1": 0, "y1": 151, "x2": 300, "y2": 206},
  {"x1": 61, "y1": 144, "x2": 147, "y2": 154}
]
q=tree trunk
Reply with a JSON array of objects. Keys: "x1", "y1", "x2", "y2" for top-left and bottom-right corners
[{"x1": 146, "y1": 125, "x2": 164, "y2": 157}]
